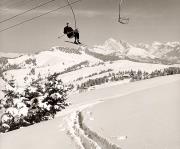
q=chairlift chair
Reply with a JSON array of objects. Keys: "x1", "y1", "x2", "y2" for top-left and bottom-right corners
[{"x1": 118, "y1": 17, "x2": 129, "y2": 24}]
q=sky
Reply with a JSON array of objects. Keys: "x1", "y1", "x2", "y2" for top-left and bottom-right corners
[{"x1": 0, "y1": 0, "x2": 180, "y2": 53}]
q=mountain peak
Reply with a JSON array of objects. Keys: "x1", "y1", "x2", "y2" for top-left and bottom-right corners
[
  {"x1": 91, "y1": 38, "x2": 125, "y2": 55},
  {"x1": 104, "y1": 38, "x2": 117, "y2": 43}
]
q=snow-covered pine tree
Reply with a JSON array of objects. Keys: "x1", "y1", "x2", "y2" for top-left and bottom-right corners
[
  {"x1": 0, "y1": 72, "x2": 69, "y2": 133},
  {"x1": 43, "y1": 73, "x2": 69, "y2": 117}
]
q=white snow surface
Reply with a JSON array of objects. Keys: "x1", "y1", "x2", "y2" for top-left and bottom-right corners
[
  {"x1": 7, "y1": 48, "x2": 100, "y2": 68},
  {"x1": 82, "y1": 75, "x2": 180, "y2": 149},
  {"x1": 1, "y1": 75, "x2": 180, "y2": 149},
  {"x1": 0, "y1": 52, "x2": 23, "y2": 58}
]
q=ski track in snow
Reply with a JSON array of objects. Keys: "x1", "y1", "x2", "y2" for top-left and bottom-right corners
[
  {"x1": 57, "y1": 86, "x2": 144, "y2": 149},
  {"x1": 64, "y1": 111, "x2": 122, "y2": 149},
  {"x1": 56, "y1": 99, "x2": 122, "y2": 149}
]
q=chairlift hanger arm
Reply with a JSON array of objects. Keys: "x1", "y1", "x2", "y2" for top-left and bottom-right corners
[
  {"x1": 66, "y1": 0, "x2": 80, "y2": 29},
  {"x1": 118, "y1": 0, "x2": 129, "y2": 24},
  {"x1": 119, "y1": 0, "x2": 123, "y2": 19}
]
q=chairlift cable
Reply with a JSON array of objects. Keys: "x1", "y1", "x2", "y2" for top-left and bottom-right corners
[
  {"x1": 0, "y1": 0, "x2": 82, "y2": 33},
  {"x1": 0, "y1": 0, "x2": 56, "y2": 24}
]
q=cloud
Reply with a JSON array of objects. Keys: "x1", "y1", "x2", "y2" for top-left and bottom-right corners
[{"x1": 75, "y1": 10, "x2": 103, "y2": 17}]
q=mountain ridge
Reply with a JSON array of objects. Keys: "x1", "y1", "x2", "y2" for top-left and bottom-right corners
[{"x1": 89, "y1": 38, "x2": 180, "y2": 64}]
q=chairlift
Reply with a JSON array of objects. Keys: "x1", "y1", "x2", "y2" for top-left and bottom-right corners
[{"x1": 58, "y1": 0, "x2": 81, "y2": 44}]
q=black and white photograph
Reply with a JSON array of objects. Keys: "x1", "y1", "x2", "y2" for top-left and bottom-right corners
[{"x1": 0, "y1": 0, "x2": 180, "y2": 149}]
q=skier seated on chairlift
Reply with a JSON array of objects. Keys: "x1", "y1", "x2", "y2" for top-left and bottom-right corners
[{"x1": 63, "y1": 22, "x2": 81, "y2": 44}]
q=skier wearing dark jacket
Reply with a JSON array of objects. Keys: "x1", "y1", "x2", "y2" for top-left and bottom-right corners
[{"x1": 63, "y1": 22, "x2": 81, "y2": 44}]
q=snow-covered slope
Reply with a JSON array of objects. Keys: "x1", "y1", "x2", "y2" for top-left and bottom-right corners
[
  {"x1": 0, "y1": 116, "x2": 76, "y2": 149},
  {"x1": 6, "y1": 47, "x2": 100, "y2": 69},
  {"x1": 57, "y1": 60, "x2": 179, "y2": 85},
  {"x1": 1, "y1": 47, "x2": 102, "y2": 87},
  {"x1": 0, "y1": 52, "x2": 23, "y2": 58},
  {"x1": 3, "y1": 58, "x2": 180, "y2": 90},
  {"x1": 81, "y1": 74, "x2": 180, "y2": 149},
  {"x1": 1, "y1": 75, "x2": 180, "y2": 149}
]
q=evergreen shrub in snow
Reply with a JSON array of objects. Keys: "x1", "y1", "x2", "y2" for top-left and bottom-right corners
[{"x1": 0, "y1": 73, "x2": 69, "y2": 133}]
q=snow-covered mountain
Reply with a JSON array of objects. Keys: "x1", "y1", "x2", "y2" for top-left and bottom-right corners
[
  {"x1": 4, "y1": 47, "x2": 100, "y2": 69},
  {"x1": 92, "y1": 38, "x2": 126, "y2": 55},
  {"x1": 150, "y1": 41, "x2": 180, "y2": 63},
  {"x1": 0, "y1": 39, "x2": 180, "y2": 96},
  {"x1": 0, "y1": 52, "x2": 23, "y2": 58},
  {"x1": 136, "y1": 41, "x2": 180, "y2": 63},
  {"x1": 88, "y1": 38, "x2": 180, "y2": 64},
  {"x1": 0, "y1": 46, "x2": 102, "y2": 87},
  {"x1": 0, "y1": 52, "x2": 24, "y2": 68}
]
